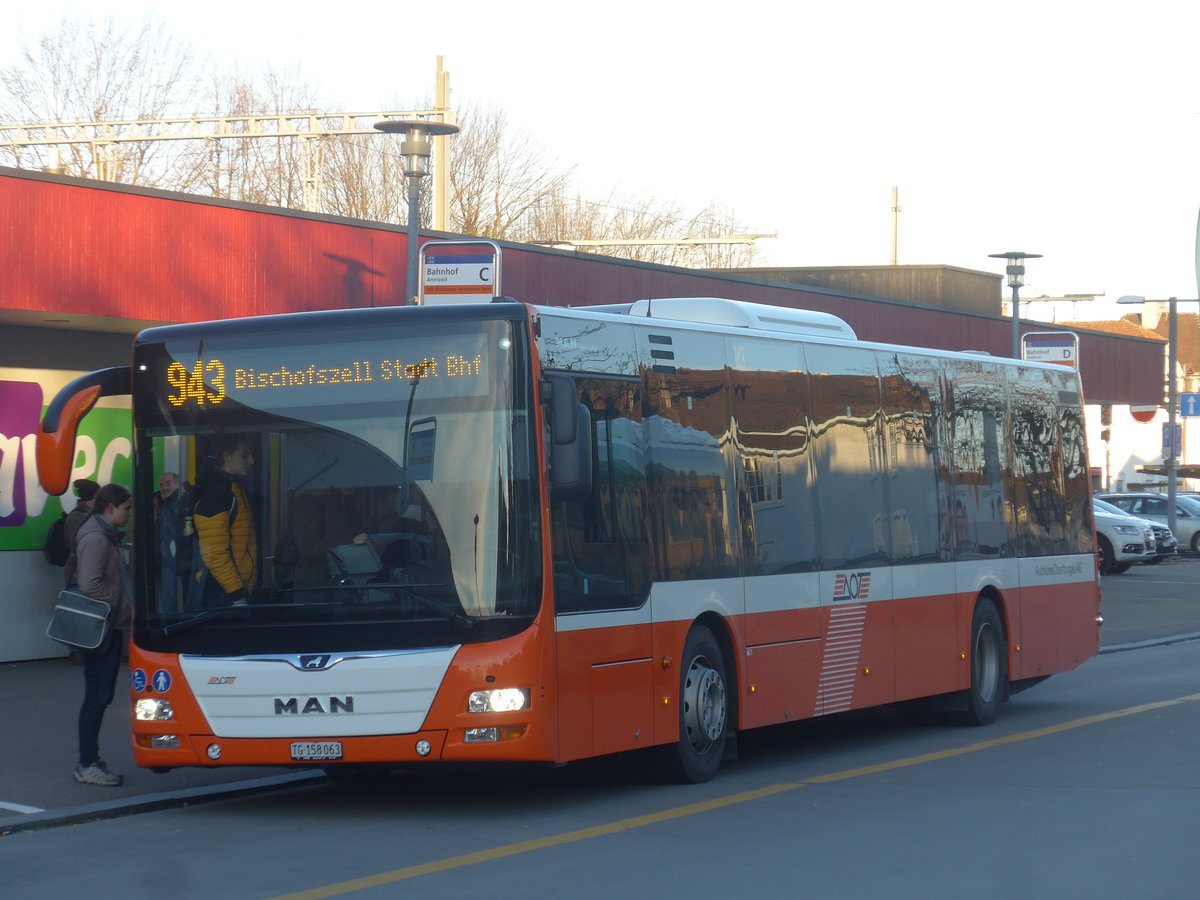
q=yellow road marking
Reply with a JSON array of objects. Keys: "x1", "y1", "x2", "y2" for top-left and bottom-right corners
[{"x1": 271, "y1": 692, "x2": 1200, "y2": 900}]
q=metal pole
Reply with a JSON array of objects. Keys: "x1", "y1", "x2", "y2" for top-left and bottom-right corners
[
  {"x1": 405, "y1": 173, "x2": 422, "y2": 305},
  {"x1": 1012, "y1": 283, "x2": 1021, "y2": 359},
  {"x1": 1167, "y1": 297, "x2": 1179, "y2": 534},
  {"x1": 890, "y1": 186, "x2": 899, "y2": 266},
  {"x1": 433, "y1": 57, "x2": 452, "y2": 232}
]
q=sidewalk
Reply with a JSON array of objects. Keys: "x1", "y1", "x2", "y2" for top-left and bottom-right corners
[
  {"x1": 3, "y1": 560, "x2": 1199, "y2": 835},
  {"x1": 0, "y1": 654, "x2": 323, "y2": 834}
]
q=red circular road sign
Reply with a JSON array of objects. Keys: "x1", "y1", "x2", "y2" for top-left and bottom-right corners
[{"x1": 1130, "y1": 406, "x2": 1158, "y2": 423}]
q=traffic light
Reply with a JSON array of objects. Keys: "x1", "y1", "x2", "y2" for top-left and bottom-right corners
[{"x1": 1100, "y1": 404, "x2": 1112, "y2": 426}]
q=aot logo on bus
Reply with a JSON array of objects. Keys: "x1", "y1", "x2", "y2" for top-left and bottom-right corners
[{"x1": 832, "y1": 571, "x2": 872, "y2": 602}]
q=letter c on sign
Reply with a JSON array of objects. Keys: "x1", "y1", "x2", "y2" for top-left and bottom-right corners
[{"x1": 479, "y1": 266, "x2": 490, "y2": 282}]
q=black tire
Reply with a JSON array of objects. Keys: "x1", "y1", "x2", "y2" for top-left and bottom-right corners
[
  {"x1": 959, "y1": 598, "x2": 1007, "y2": 726},
  {"x1": 1191, "y1": 532, "x2": 1200, "y2": 554},
  {"x1": 1097, "y1": 536, "x2": 1116, "y2": 574},
  {"x1": 657, "y1": 625, "x2": 729, "y2": 783}
]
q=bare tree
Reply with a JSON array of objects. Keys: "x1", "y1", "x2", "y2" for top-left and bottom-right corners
[
  {"x1": 526, "y1": 193, "x2": 762, "y2": 268},
  {"x1": 0, "y1": 14, "x2": 201, "y2": 183},
  {"x1": 188, "y1": 66, "x2": 323, "y2": 208},
  {"x1": 321, "y1": 131, "x2": 411, "y2": 223},
  {"x1": 1, "y1": 16, "x2": 765, "y2": 266},
  {"x1": 446, "y1": 104, "x2": 575, "y2": 239}
]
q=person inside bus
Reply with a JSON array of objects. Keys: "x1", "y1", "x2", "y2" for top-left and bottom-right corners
[
  {"x1": 372, "y1": 483, "x2": 446, "y2": 581},
  {"x1": 289, "y1": 487, "x2": 372, "y2": 587},
  {"x1": 153, "y1": 471, "x2": 193, "y2": 611},
  {"x1": 190, "y1": 436, "x2": 257, "y2": 607},
  {"x1": 67, "y1": 482, "x2": 133, "y2": 787}
]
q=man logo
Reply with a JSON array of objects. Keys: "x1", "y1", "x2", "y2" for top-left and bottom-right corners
[
  {"x1": 299, "y1": 654, "x2": 332, "y2": 670},
  {"x1": 274, "y1": 697, "x2": 355, "y2": 715},
  {"x1": 832, "y1": 571, "x2": 872, "y2": 602}
]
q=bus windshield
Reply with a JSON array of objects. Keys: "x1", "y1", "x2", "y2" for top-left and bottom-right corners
[{"x1": 131, "y1": 316, "x2": 540, "y2": 655}]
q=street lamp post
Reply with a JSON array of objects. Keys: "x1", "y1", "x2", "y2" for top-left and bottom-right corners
[
  {"x1": 373, "y1": 119, "x2": 460, "y2": 305},
  {"x1": 989, "y1": 251, "x2": 1042, "y2": 359},
  {"x1": 1117, "y1": 295, "x2": 1200, "y2": 535}
]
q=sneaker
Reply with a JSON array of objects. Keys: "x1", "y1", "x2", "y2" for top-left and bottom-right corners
[{"x1": 74, "y1": 760, "x2": 123, "y2": 786}]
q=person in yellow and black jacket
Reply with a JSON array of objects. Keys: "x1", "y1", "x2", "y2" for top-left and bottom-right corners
[{"x1": 190, "y1": 436, "x2": 257, "y2": 607}]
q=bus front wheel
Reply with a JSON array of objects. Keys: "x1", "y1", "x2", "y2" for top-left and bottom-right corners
[
  {"x1": 658, "y1": 625, "x2": 729, "y2": 783},
  {"x1": 959, "y1": 598, "x2": 1007, "y2": 726}
]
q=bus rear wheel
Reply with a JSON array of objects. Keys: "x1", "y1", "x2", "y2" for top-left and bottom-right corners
[
  {"x1": 658, "y1": 625, "x2": 729, "y2": 783},
  {"x1": 959, "y1": 598, "x2": 1007, "y2": 726}
]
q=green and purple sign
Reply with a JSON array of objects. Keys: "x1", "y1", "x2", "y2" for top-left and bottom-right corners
[{"x1": 0, "y1": 378, "x2": 132, "y2": 551}]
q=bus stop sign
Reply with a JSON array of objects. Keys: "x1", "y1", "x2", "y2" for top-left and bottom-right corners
[
  {"x1": 1021, "y1": 331, "x2": 1079, "y2": 367},
  {"x1": 419, "y1": 240, "x2": 502, "y2": 305}
]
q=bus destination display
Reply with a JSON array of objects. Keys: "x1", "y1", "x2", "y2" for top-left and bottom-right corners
[{"x1": 161, "y1": 337, "x2": 492, "y2": 410}]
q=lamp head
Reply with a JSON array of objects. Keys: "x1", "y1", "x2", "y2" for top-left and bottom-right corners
[
  {"x1": 988, "y1": 251, "x2": 1041, "y2": 289},
  {"x1": 373, "y1": 119, "x2": 460, "y2": 177}
]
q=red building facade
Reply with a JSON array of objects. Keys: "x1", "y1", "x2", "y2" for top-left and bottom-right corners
[{"x1": 1, "y1": 165, "x2": 1162, "y2": 405}]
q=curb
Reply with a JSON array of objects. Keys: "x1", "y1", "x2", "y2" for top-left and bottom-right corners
[
  {"x1": 1099, "y1": 631, "x2": 1200, "y2": 654},
  {"x1": 0, "y1": 770, "x2": 325, "y2": 837}
]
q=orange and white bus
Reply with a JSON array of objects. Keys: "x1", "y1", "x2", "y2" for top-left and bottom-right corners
[{"x1": 39, "y1": 296, "x2": 1101, "y2": 782}]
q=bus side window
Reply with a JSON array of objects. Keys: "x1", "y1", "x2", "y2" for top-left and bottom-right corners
[{"x1": 552, "y1": 379, "x2": 650, "y2": 612}]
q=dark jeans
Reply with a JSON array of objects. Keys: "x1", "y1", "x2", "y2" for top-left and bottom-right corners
[{"x1": 77, "y1": 630, "x2": 124, "y2": 767}]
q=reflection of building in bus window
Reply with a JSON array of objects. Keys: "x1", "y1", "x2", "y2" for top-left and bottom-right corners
[
  {"x1": 892, "y1": 508, "x2": 916, "y2": 558},
  {"x1": 190, "y1": 436, "x2": 257, "y2": 607}
]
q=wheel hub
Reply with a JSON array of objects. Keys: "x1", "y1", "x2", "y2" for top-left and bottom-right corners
[{"x1": 682, "y1": 658, "x2": 726, "y2": 749}]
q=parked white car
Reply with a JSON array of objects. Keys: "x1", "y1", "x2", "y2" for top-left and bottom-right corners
[
  {"x1": 1097, "y1": 492, "x2": 1200, "y2": 555},
  {"x1": 1094, "y1": 497, "x2": 1178, "y2": 564},
  {"x1": 1092, "y1": 501, "x2": 1154, "y2": 574}
]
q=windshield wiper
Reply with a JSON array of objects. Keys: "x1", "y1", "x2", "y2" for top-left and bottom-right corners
[
  {"x1": 151, "y1": 584, "x2": 479, "y2": 637},
  {"x1": 401, "y1": 583, "x2": 479, "y2": 632},
  {"x1": 150, "y1": 604, "x2": 251, "y2": 639}
]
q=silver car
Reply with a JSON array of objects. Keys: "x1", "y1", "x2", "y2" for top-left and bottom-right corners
[
  {"x1": 1092, "y1": 500, "x2": 1154, "y2": 574},
  {"x1": 1094, "y1": 497, "x2": 1177, "y2": 564},
  {"x1": 1097, "y1": 492, "x2": 1200, "y2": 554}
]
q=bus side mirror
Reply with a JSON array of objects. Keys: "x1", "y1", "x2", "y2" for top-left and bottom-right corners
[
  {"x1": 37, "y1": 366, "x2": 132, "y2": 495},
  {"x1": 545, "y1": 374, "x2": 593, "y2": 499}
]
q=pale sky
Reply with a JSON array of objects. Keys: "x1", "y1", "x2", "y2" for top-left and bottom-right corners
[{"x1": 5, "y1": 0, "x2": 1200, "y2": 311}]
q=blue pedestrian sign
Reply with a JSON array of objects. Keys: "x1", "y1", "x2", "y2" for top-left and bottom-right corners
[{"x1": 1180, "y1": 393, "x2": 1200, "y2": 417}]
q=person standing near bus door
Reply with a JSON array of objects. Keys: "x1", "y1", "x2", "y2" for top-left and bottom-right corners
[
  {"x1": 192, "y1": 436, "x2": 257, "y2": 607},
  {"x1": 67, "y1": 483, "x2": 133, "y2": 787},
  {"x1": 153, "y1": 471, "x2": 193, "y2": 611},
  {"x1": 62, "y1": 478, "x2": 100, "y2": 584}
]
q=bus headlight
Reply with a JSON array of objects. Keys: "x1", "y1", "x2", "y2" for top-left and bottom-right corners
[
  {"x1": 467, "y1": 688, "x2": 529, "y2": 713},
  {"x1": 135, "y1": 699, "x2": 174, "y2": 720}
]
